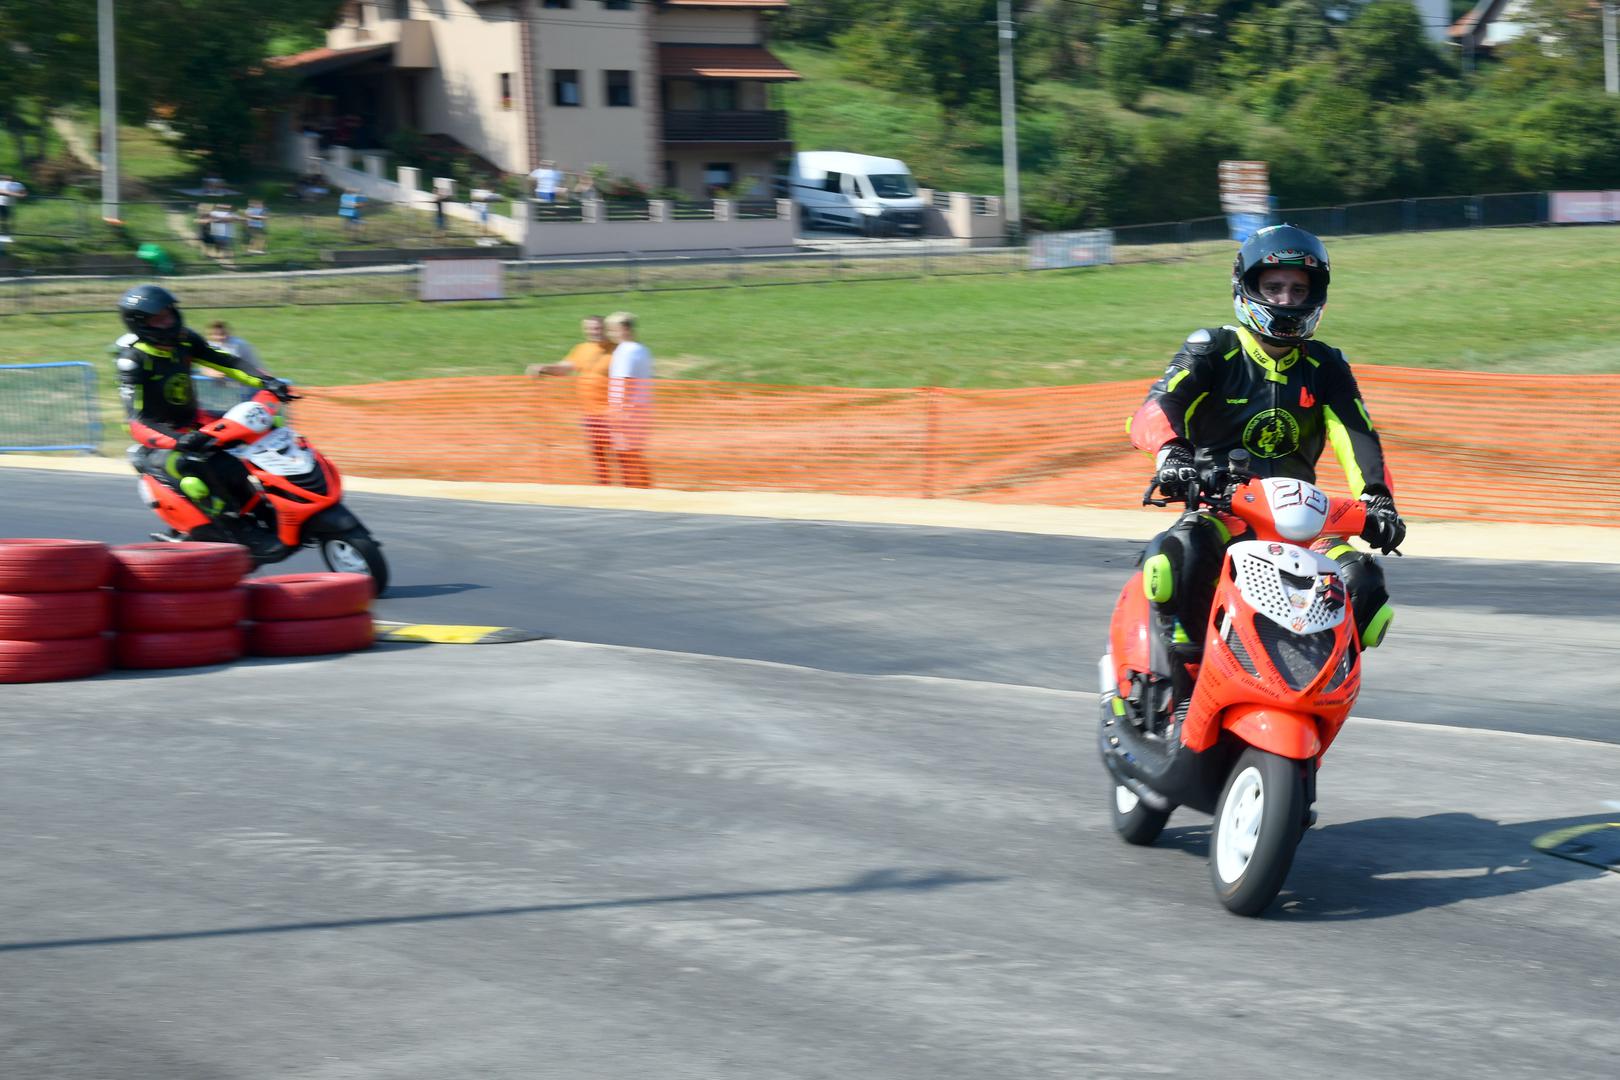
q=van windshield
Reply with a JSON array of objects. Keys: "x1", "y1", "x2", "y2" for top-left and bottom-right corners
[{"x1": 869, "y1": 173, "x2": 917, "y2": 199}]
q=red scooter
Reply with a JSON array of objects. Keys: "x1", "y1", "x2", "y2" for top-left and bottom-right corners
[
  {"x1": 1099, "y1": 449, "x2": 1381, "y2": 915},
  {"x1": 139, "y1": 392, "x2": 389, "y2": 594}
]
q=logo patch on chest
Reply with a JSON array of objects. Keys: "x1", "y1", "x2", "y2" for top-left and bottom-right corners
[
  {"x1": 162, "y1": 372, "x2": 193, "y2": 406},
  {"x1": 1242, "y1": 408, "x2": 1301, "y2": 459}
]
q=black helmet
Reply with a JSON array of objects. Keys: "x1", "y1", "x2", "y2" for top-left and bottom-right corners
[
  {"x1": 1231, "y1": 224, "x2": 1331, "y2": 343},
  {"x1": 118, "y1": 284, "x2": 183, "y2": 347}
]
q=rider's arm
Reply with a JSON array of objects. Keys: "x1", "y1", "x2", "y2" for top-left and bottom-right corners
[
  {"x1": 188, "y1": 329, "x2": 272, "y2": 388},
  {"x1": 1319, "y1": 354, "x2": 1393, "y2": 499},
  {"x1": 115, "y1": 348, "x2": 183, "y2": 449},
  {"x1": 1127, "y1": 329, "x2": 1223, "y2": 457}
]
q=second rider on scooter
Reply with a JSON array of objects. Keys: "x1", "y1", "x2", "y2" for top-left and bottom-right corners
[
  {"x1": 114, "y1": 284, "x2": 297, "y2": 559},
  {"x1": 1125, "y1": 224, "x2": 1407, "y2": 716}
]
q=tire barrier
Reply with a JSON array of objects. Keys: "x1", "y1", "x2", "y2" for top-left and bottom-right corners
[
  {"x1": 0, "y1": 636, "x2": 112, "y2": 684},
  {"x1": 244, "y1": 573, "x2": 375, "y2": 658},
  {"x1": 113, "y1": 587, "x2": 248, "y2": 633},
  {"x1": 0, "y1": 538, "x2": 114, "y2": 592},
  {"x1": 247, "y1": 612, "x2": 376, "y2": 658},
  {"x1": 291, "y1": 370, "x2": 1620, "y2": 526},
  {"x1": 244, "y1": 573, "x2": 373, "y2": 622},
  {"x1": 0, "y1": 590, "x2": 112, "y2": 640},
  {"x1": 1, "y1": 540, "x2": 381, "y2": 681},
  {"x1": 0, "y1": 538, "x2": 113, "y2": 684},
  {"x1": 114, "y1": 627, "x2": 245, "y2": 671},
  {"x1": 110, "y1": 542, "x2": 253, "y2": 593}
]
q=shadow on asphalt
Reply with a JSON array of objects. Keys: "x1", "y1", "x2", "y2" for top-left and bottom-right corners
[
  {"x1": 379, "y1": 582, "x2": 488, "y2": 600},
  {"x1": 0, "y1": 868, "x2": 1004, "y2": 953},
  {"x1": 1154, "y1": 813, "x2": 1614, "y2": 920}
]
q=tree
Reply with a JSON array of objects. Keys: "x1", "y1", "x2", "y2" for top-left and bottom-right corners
[
  {"x1": 106, "y1": 2, "x2": 343, "y2": 173},
  {"x1": 1028, "y1": 108, "x2": 1129, "y2": 228},
  {"x1": 1098, "y1": 23, "x2": 1156, "y2": 108},
  {"x1": 0, "y1": 2, "x2": 98, "y2": 169},
  {"x1": 1337, "y1": 0, "x2": 1442, "y2": 103},
  {"x1": 835, "y1": 0, "x2": 1018, "y2": 114}
]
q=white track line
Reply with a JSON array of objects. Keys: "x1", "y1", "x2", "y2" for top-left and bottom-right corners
[{"x1": 535, "y1": 639, "x2": 1620, "y2": 754}]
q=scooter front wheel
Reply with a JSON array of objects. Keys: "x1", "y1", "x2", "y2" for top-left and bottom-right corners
[
  {"x1": 1209, "y1": 748, "x2": 1305, "y2": 917},
  {"x1": 319, "y1": 529, "x2": 389, "y2": 596},
  {"x1": 1110, "y1": 783, "x2": 1170, "y2": 846}
]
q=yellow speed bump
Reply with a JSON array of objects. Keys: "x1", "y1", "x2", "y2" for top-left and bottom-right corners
[
  {"x1": 373, "y1": 621, "x2": 551, "y2": 645},
  {"x1": 1531, "y1": 821, "x2": 1620, "y2": 873}
]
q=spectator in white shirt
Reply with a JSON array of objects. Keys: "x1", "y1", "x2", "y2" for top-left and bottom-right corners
[
  {"x1": 529, "y1": 161, "x2": 561, "y2": 204},
  {"x1": 604, "y1": 310, "x2": 654, "y2": 488},
  {"x1": 0, "y1": 174, "x2": 26, "y2": 239}
]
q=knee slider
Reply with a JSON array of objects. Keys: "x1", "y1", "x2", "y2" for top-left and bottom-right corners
[{"x1": 1143, "y1": 553, "x2": 1174, "y2": 604}]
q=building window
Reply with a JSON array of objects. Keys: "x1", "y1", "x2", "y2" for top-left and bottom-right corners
[
  {"x1": 604, "y1": 70, "x2": 634, "y2": 107},
  {"x1": 704, "y1": 162, "x2": 734, "y2": 198},
  {"x1": 664, "y1": 161, "x2": 677, "y2": 190},
  {"x1": 499, "y1": 73, "x2": 513, "y2": 110},
  {"x1": 552, "y1": 69, "x2": 581, "y2": 107},
  {"x1": 698, "y1": 81, "x2": 738, "y2": 112},
  {"x1": 391, "y1": 0, "x2": 410, "y2": 18},
  {"x1": 543, "y1": 0, "x2": 572, "y2": 8},
  {"x1": 601, "y1": 0, "x2": 632, "y2": 8}
]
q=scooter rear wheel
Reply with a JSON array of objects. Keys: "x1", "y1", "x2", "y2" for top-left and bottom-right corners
[{"x1": 1209, "y1": 748, "x2": 1306, "y2": 917}]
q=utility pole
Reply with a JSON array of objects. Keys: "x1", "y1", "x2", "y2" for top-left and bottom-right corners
[
  {"x1": 997, "y1": 0, "x2": 1021, "y2": 241},
  {"x1": 1604, "y1": 1, "x2": 1617, "y2": 95},
  {"x1": 98, "y1": 0, "x2": 121, "y2": 224}
]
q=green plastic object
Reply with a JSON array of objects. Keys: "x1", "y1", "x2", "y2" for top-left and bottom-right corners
[{"x1": 137, "y1": 242, "x2": 175, "y2": 274}]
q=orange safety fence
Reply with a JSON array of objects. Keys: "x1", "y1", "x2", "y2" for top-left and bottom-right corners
[{"x1": 293, "y1": 368, "x2": 1620, "y2": 526}]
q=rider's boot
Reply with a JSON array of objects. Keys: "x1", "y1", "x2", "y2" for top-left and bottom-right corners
[{"x1": 179, "y1": 476, "x2": 288, "y2": 563}]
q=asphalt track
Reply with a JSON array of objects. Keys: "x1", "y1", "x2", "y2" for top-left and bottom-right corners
[{"x1": 3, "y1": 467, "x2": 1618, "y2": 1079}]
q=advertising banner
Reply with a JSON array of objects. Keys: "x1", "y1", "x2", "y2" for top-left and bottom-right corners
[
  {"x1": 1028, "y1": 229, "x2": 1115, "y2": 270},
  {"x1": 420, "y1": 259, "x2": 505, "y2": 302},
  {"x1": 1549, "y1": 191, "x2": 1618, "y2": 224},
  {"x1": 1218, "y1": 161, "x2": 1271, "y2": 215}
]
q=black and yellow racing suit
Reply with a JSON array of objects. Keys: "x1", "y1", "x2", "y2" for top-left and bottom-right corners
[
  {"x1": 1126, "y1": 324, "x2": 1396, "y2": 653},
  {"x1": 115, "y1": 329, "x2": 276, "y2": 523}
]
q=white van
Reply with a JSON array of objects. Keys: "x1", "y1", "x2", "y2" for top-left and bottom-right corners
[{"x1": 783, "y1": 152, "x2": 928, "y2": 236}]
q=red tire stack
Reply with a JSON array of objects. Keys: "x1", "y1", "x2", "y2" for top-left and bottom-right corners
[
  {"x1": 109, "y1": 542, "x2": 252, "y2": 670},
  {"x1": 244, "y1": 573, "x2": 375, "y2": 657},
  {"x1": 0, "y1": 539, "x2": 114, "y2": 684}
]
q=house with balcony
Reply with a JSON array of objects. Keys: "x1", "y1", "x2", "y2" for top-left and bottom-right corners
[{"x1": 271, "y1": 0, "x2": 799, "y2": 200}]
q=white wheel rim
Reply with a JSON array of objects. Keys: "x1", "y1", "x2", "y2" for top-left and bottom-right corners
[
  {"x1": 1215, "y1": 766, "x2": 1266, "y2": 884},
  {"x1": 1115, "y1": 785, "x2": 1140, "y2": 815},
  {"x1": 324, "y1": 539, "x2": 368, "y2": 574}
]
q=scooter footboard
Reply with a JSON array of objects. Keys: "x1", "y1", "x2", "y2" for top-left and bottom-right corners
[{"x1": 1223, "y1": 705, "x2": 1322, "y2": 760}]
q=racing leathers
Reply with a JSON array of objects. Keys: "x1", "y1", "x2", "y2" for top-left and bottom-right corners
[
  {"x1": 1128, "y1": 324, "x2": 1397, "y2": 653},
  {"x1": 116, "y1": 329, "x2": 277, "y2": 533}
]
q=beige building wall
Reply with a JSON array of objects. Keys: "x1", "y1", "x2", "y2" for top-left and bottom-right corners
[
  {"x1": 532, "y1": 2, "x2": 655, "y2": 185},
  {"x1": 662, "y1": 147, "x2": 781, "y2": 201},
  {"x1": 651, "y1": 10, "x2": 760, "y2": 44},
  {"x1": 415, "y1": 2, "x2": 530, "y2": 174}
]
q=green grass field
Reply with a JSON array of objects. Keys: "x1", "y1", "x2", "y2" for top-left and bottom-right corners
[{"x1": 2, "y1": 227, "x2": 1616, "y2": 454}]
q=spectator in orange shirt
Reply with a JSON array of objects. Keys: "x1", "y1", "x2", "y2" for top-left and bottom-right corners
[{"x1": 527, "y1": 315, "x2": 617, "y2": 484}]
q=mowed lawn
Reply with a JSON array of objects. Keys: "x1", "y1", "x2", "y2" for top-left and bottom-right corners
[{"x1": 5, "y1": 229, "x2": 1618, "y2": 403}]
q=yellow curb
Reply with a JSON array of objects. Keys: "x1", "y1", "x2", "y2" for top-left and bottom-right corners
[{"x1": 4, "y1": 452, "x2": 1615, "y2": 563}]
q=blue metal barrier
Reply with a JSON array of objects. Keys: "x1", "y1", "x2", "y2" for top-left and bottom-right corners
[{"x1": 0, "y1": 361, "x2": 102, "y2": 453}]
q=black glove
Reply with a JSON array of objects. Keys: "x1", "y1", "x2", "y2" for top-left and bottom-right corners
[
  {"x1": 1155, "y1": 442, "x2": 1198, "y2": 492},
  {"x1": 260, "y1": 376, "x2": 298, "y2": 402},
  {"x1": 175, "y1": 430, "x2": 218, "y2": 454},
  {"x1": 1360, "y1": 491, "x2": 1406, "y2": 552}
]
